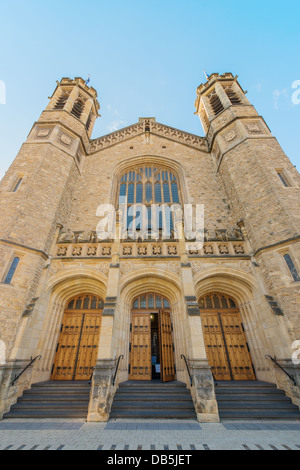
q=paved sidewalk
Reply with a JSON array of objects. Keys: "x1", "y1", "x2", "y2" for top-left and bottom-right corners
[{"x1": 0, "y1": 419, "x2": 299, "y2": 451}]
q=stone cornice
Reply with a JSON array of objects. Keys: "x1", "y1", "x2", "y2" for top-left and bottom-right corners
[{"x1": 89, "y1": 119, "x2": 208, "y2": 153}]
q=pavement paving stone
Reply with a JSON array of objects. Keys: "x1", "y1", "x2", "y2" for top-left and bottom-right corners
[{"x1": 0, "y1": 419, "x2": 299, "y2": 451}]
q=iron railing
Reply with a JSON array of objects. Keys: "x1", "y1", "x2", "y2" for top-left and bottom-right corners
[
  {"x1": 181, "y1": 354, "x2": 193, "y2": 387},
  {"x1": 113, "y1": 355, "x2": 124, "y2": 386},
  {"x1": 265, "y1": 355, "x2": 297, "y2": 386},
  {"x1": 11, "y1": 355, "x2": 41, "y2": 386}
]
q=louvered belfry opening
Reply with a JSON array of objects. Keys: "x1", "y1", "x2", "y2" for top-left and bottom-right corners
[
  {"x1": 225, "y1": 86, "x2": 242, "y2": 105},
  {"x1": 71, "y1": 96, "x2": 85, "y2": 119},
  {"x1": 209, "y1": 91, "x2": 224, "y2": 116},
  {"x1": 54, "y1": 90, "x2": 70, "y2": 110}
]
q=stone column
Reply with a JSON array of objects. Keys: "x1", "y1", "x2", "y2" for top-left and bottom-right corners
[
  {"x1": 87, "y1": 215, "x2": 122, "y2": 422},
  {"x1": 175, "y1": 218, "x2": 219, "y2": 422}
]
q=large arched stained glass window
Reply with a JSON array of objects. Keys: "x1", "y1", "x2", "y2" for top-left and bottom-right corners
[{"x1": 119, "y1": 166, "x2": 181, "y2": 239}]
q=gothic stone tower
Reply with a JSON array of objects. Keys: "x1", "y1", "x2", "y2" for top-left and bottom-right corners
[
  {"x1": 0, "y1": 78, "x2": 100, "y2": 414},
  {"x1": 195, "y1": 73, "x2": 300, "y2": 400}
]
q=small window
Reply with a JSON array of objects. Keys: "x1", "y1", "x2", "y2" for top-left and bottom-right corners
[
  {"x1": 284, "y1": 254, "x2": 300, "y2": 282},
  {"x1": 277, "y1": 171, "x2": 290, "y2": 187},
  {"x1": 12, "y1": 178, "x2": 23, "y2": 193},
  {"x1": 4, "y1": 257, "x2": 20, "y2": 285}
]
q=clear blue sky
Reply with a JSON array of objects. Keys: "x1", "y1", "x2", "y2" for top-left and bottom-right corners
[{"x1": 0, "y1": 0, "x2": 299, "y2": 180}]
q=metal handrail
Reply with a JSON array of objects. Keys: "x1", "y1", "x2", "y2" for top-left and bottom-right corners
[
  {"x1": 181, "y1": 354, "x2": 193, "y2": 387},
  {"x1": 113, "y1": 355, "x2": 124, "y2": 386},
  {"x1": 11, "y1": 355, "x2": 41, "y2": 386},
  {"x1": 88, "y1": 369, "x2": 94, "y2": 385},
  {"x1": 265, "y1": 355, "x2": 297, "y2": 386}
]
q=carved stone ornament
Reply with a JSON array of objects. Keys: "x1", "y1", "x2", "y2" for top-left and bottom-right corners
[
  {"x1": 168, "y1": 246, "x2": 178, "y2": 255},
  {"x1": 87, "y1": 246, "x2": 97, "y2": 256},
  {"x1": 246, "y1": 122, "x2": 261, "y2": 133},
  {"x1": 224, "y1": 129, "x2": 237, "y2": 142},
  {"x1": 191, "y1": 262, "x2": 204, "y2": 274},
  {"x1": 153, "y1": 246, "x2": 162, "y2": 256},
  {"x1": 60, "y1": 133, "x2": 72, "y2": 146},
  {"x1": 138, "y1": 246, "x2": 147, "y2": 256},
  {"x1": 72, "y1": 247, "x2": 82, "y2": 257},
  {"x1": 167, "y1": 262, "x2": 181, "y2": 274},
  {"x1": 102, "y1": 247, "x2": 111, "y2": 256},
  {"x1": 218, "y1": 244, "x2": 229, "y2": 255},
  {"x1": 37, "y1": 128, "x2": 50, "y2": 137},
  {"x1": 57, "y1": 246, "x2": 67, "y2": 257},
  {"x1": 204, "y1": 245, "x2": 214, "y2": 255},
  {"x1": 123, "y1": 246, "x2": 133, "y2": 256},
  {"x1": 233, "y1": 244, "x2": 245, "y2": 255},
  {"x1": 120, "y1": 262, "x2": 134, "y2": 275}
]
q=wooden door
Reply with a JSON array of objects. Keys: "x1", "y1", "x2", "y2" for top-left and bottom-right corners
[
  {"x1": 51, "y1": 294, "x2": 103, "y2": 381},
  {"x1": 51, "y1": 312, "x2": 83, "y2": 381},
  {"x1": 200, "y1": 293, "x2": 255, "y2": 381},
  {"x1": 201, "y1": 311, "x2": 232, "y2": 380},
  {"x1": 129, "y1": 312, "x2": 151, "y2": 380},
  {"x1": 73, "y1": 314, "x2": 102, "y2": 380},
  {"x1": 160, "y1": 310, "x2": 176, "y2": 382},
  {"x1": 220, "y1": 311, "x2": 255, "y2": 381}
]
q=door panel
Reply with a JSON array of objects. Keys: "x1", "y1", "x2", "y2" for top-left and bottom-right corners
[
  {"x1": 220, "y1": 312, "x2": 255, "y2": 381},
  {"x1": 74, "y1": 314, "x2": 102, "y2": 380},
  {"x1": 52, "y1": 307, "x2": 102, "y2": 381},
  {"x1": 51, "y1": 313, "x2": 83, "y2": 381},
  {"x1": 160, "y1": 310, "x2": 176, "y2": 382},
  {"x1": 130, "y1": 313, "x2": 151, "y2": 380},
  {"x1": 201, "y1": 312, "x2": 232, "y2": 381},
  {"x1": 201, "y1": 306, "x2": 255, "y2": 381}
]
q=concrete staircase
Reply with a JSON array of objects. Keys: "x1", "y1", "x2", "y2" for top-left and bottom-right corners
[
  {"x1": 110, "y1": 381, "x2": 196, "y2": 420},
  {"x1": 215, "y1": 381, "x2": 300, "y2": 420},
  {"x1": 3, "y1": 381, "x2": 91, "y2": 419}
]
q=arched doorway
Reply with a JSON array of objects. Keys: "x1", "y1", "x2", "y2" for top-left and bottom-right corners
[
  {"x1": 129, "y1": 293, "x2": 176, "y2": 382},
  {"x1": 199, "y1": 293, "x2": 256, "y2": 381},
  {"x1": 51, "y1": 294, "x2": 104, "y2": 381}
]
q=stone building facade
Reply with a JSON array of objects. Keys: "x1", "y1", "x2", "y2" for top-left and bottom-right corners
[{"x1": 0, "y1": 73, "x2": 299, "y2": 422}]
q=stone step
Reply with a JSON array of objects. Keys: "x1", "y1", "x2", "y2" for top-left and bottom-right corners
[
  {"x1": 219, "y1": 410, "x2": 300, "y2": 420},
  {"x1": 10, "y1": 402, "x2": 89, "y2": 410},
  {"x1": 111, "y1": 401, "x2": 195, "y2": 410},
  {"x1": 110, "y1": 410, "x2": 196, "y2": 419},
  {"x1": 216, "y1": 395, "x2": 292, "y2": 402},
  {"x1": 4, "y1": 409, "x2": 87, "y2": 419},
  {"x1": 18, "y1": 395, "x2": 90, "y2": 402},
  {"x1": 110, "y1": 381, "x2": 196, "y2": 420},
  {"x1": 114, "y1": 394, "x2": 192, "y2": 401},
  {"x1": 215, "y1": 380, "x2": 278, "y2": 387},
  {"x1": 23, "y1": 389, "x2": 90, "y2": 396},
  {"x1": 3, "y1": 381, "x2": 91, "y2": 420},
  {"x1": 214, "y1": 380, "x2": 300, "y2": 420},
  {"x1": 218, "y1": 402, "x2": 299, "y2": 410}
]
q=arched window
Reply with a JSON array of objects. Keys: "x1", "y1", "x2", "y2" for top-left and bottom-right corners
[
  {"x1": 4, "y1": 257, "x2": 20, "y2": 285},
  {"x1": 119, "y1": 166, "x2": 181, "y2": 239}
]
